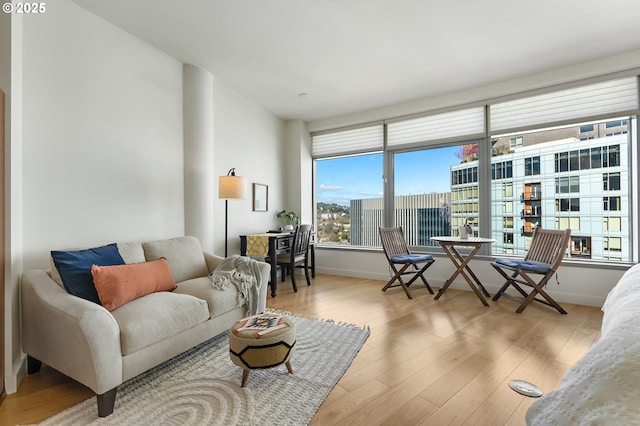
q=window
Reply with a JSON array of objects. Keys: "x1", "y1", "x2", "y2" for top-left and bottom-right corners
[
  {"x1": 603, "y1": 196, "x2": 621, "y2": 211},
  {"x1": 604, "y1": 237, "x2": 622, "y2": 252},
  {"x1": 503, "y1": 232, "x2": 514, "y2": 244},
  {"x1": 556, "y1": 152, "x2": 569, "y2": 172},
  {"x1": 503, "y1": 183, "x2": 513, "y2": 197},
  {"x1": 555, "y1": 198, "x2": 580, "y2": 212},
  {"x1": 510, "y1": 136, "x2": 523, "y2": 148},
  {"x1": 555, "y1": 217, "x2": 581, "y2": 230},
  {"x1": 603, "y1": 216, "x2": 622, "y2": 232},
  {"x1": 394, "y1": 146, "x2": 469, "y2": 244},
  {"x1": 524, "y1": 156, "x2": 540, "y2": 175},
  {"x1": 492, "y1": 161, "x2": 513, "y2": 180},
  {"x1": 492, "y1": 120, "x2": 632, "y2": 261},
  {"x1": 312, "y1": 76, "x2": 638, "y2": 265},
  {"x1": 555, "y1": 176, "x2": 580, "y2": 194},
  {"x1": 603, "y1": 172, "x2": 621, "y2": 191},
  {"x1": 605, "y1": 120, "x2": 628, "y2": 128},
  {"x1": 315, "y1": 153, "x2": 383, "y2": 246}
]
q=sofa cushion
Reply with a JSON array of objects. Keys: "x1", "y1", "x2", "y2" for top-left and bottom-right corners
[
  {"x1": 111, "y1": 291, "x2": 209, "y2": 355},
  {"x1": 174, "y1": 277, "x2": 243, "y2": 317},
  {"x1": 91, "y1": 258, "x2": 177, "y2": 311},
  {"x1": 117, "y1": 242, "x2": 146, "y2": 264},
  {"x1": 49, "y1": 242, "x2": 146, "y2": 287},
  {"x1": 51, "y1": 243, "x2": 125, "y2": 304},
  {"x1": 142, "y1": 236, "x2": 209, "y2": 283}
]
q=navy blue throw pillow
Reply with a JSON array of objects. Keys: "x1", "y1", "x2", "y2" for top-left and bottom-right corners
[{"x1": 51, "y1": 243, "x2": 125, "y2": 305}]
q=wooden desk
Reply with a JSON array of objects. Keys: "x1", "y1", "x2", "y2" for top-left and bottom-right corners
[
  {"x1": 431, "y1": 236, "x2": 495, "y2": 306},
  {"x1": 240, "y1": 232, "x2": 315, "y2": 297}
]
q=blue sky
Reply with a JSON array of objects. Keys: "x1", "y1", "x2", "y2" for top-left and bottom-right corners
[{"x1": 316, "y1": 146, "x2": 460, "y2": 206}]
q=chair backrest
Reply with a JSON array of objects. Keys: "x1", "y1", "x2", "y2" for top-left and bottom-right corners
[
  {"x1": 291, "y1": 224, "x2": 312, "y2": 260},
  {"x1": 379, "y1": 227, "x2": 410, "y2": 261},
  {"x1": 524, "y1": 228, "x2": 571, "y2": 269}
]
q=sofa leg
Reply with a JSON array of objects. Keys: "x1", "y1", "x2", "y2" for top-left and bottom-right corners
[
  {"x1": 27, "y1": 356, "x2": 42, "y2": 374},
  {"x1": 97, "y1": 388, "x2": 117, "y2": 417}
]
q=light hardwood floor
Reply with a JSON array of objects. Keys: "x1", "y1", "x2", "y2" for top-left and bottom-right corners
[{"x1": 0, "y1": 274, "x2": 602, "y2": 425}]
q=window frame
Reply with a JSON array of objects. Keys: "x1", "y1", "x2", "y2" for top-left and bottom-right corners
[{"x1": 311, "y1": 75, "x2": 639, "y2": 264}]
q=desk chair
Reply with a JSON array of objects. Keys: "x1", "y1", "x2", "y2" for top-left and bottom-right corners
[
  {"x1": 379, "y1": 227, "x2": 435, "y2": 299},
  {"x1": 491, "y1": 228, "x2": 571, "y2": 314},
  {"x1": 267, "y1": 224, "x2": 312, "y2": 292}
]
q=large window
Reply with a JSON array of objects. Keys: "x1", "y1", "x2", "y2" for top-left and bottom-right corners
[
  {"x1": 312, "y1": 76, "x2": 639, "y2": 263},
  {"x1": 315, "y1": 153, "x2": 383, "y2": 246},
  {"x1": 393, "y1": 145, "x2": 475, "y2": 246},
  {"x1": 491, "y1": 120, "x2": 632, "y2": 261}
]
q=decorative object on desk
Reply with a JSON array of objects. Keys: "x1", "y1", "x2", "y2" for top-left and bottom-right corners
[
  {"x1": 277, "y1": 209, "x2": 300, "y2": 231},
  {"x1": 38, "y1": 311, "x2": 370, "y2": 426},
  {"x1": 460, "y1": 217, "x2": 475, "y2": 239},
  {"x1": 219, "y1": 168, "x2": 247, "y2": 257},
  {"x1": 252, "y1": 183, "x2": 268, "y2": 212}
]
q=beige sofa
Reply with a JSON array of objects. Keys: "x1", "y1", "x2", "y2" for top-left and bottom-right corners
[{"x1": 21, "y1": 236, "x2": 270, "y2": 417}]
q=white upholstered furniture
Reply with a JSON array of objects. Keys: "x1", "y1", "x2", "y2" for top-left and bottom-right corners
[
  {"x1": 21, "y1": 236, "x2": 270, "y2": 417},
  {"x1": 526, "y1": 263, "x2": 640, "y2": 424}
]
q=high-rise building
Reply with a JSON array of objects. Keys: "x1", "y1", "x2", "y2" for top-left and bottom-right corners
[{"x1": 451, "y1": 120, "x2": 630, "y2": 261}]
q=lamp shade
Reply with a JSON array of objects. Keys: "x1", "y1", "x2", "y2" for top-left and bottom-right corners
[{"x1": 219, "y1": 175, "x2": 247, "y2": 200}]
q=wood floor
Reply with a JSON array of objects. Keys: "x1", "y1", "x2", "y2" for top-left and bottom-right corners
[{"x1": 0, "y1": 274, "x2": 603, "y2": 425}]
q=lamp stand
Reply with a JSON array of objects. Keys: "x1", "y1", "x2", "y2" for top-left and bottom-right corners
[{"x1": 224, "y1": 199, "x2": 229, "y2": 257}]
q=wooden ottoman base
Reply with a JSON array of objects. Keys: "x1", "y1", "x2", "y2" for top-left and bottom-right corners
[{"x1": 229, "y1": 313, "x2": 296, "y2": 387}]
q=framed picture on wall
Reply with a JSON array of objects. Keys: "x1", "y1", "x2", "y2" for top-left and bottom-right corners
[{"x1": 253, "y1": 183, "x2": 268, "y2": 212}]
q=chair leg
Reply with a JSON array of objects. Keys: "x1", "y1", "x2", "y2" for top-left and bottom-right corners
[
  {"x1": 304, "y1": 259, "x2": 311, "y2": 286},
  {"x1": 381, "y1": 263, "x2": 414, "y2": 299},
  {"x1": 491, "y1": 269, "x2": 520, "y2": 301},
  {"x1": 290, "y1": 265, "x2": 298, "y2": 292},
  {"x1": 407, "y1": 262, "x2": 435, "y2": 294},
  {"x1": 517, "y1": 272, "x2": 568, "y2": 314}
]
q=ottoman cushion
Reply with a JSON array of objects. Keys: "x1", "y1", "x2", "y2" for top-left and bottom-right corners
[{"x1": 229, "y1": 314, "x2": 296, "y2": 370}]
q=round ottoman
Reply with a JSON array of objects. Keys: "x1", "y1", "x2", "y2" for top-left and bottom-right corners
[{"x1": 229, "y1": 313, "x2": 296, "y2": 387}]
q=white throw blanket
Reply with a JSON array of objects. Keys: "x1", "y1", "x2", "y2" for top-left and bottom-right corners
[
  {"x1": 525, "y1": 264, "x2": 640, "y2": 425},
  {"x1": 208, "y1": 255, "x2": 264, "y2": 315}
]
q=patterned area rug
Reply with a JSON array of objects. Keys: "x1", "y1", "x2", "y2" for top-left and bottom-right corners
[{"x1": 39, "y1": 312, "x2": 369, "y2": 425}]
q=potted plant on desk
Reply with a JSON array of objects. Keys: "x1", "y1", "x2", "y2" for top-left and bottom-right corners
[{"x1": 277, "y1": 210, "x2": 300, "y2": 231}]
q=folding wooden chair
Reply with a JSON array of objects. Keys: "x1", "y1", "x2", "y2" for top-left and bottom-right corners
[
  {"x1": 491, "y1": 228, "x2": 571, "y2": 314},
  {"x1": 379, "y1": 227, "x2": 435, "y2": 299}
]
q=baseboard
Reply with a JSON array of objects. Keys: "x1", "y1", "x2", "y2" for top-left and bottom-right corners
[
  {"x1": 5, "y1": 354, "x2": 26, "y2": 394},
  {"x1": 315, "y1": 267, "x2": 606, "y2": 308}
]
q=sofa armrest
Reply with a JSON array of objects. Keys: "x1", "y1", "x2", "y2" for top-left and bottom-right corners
[
  {"x1": 203, "y1": 252, "x2": 225, "y2": 273},
  {"x1": 203, "y1": 252, "x2": 270, "y2": 313},
  {"x1": 21, "y1": 270, "x2": 123, "y2": 395}
]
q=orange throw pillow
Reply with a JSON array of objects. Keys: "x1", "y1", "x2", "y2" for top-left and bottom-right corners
[{"x1": 91, "y1": 257, "x2": 176, "y2": 311}]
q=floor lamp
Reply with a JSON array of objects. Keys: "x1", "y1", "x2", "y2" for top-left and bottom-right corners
[{"x1": 219, "y1": 168, "x2": 247, "y2": 257}]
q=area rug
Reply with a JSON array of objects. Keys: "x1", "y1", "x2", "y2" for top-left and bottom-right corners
[{"x1": 38, "y1": 311, "x2": 369, "y2": 426}]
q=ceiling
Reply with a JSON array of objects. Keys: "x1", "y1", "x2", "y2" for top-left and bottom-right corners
[{"x1": 71, "y1": 0, "x2": 640, "y2": 122}]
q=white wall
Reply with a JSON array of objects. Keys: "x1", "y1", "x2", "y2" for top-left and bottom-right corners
[
  {"x1": 308, "y1": 50, "x2": 640, "y2": 308},
  {"x1": 21, "y1": 0, "x2": 184, "y2": 271},
  {"x1": 3, "y1": 0, "x2": 185, "y2": 392},
  {"x1": 4, "y1": 0, "x2": 289, "y2": 392},
  {"x1": 212, "y1": 81, "x2": 286, "y2": 257}
]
